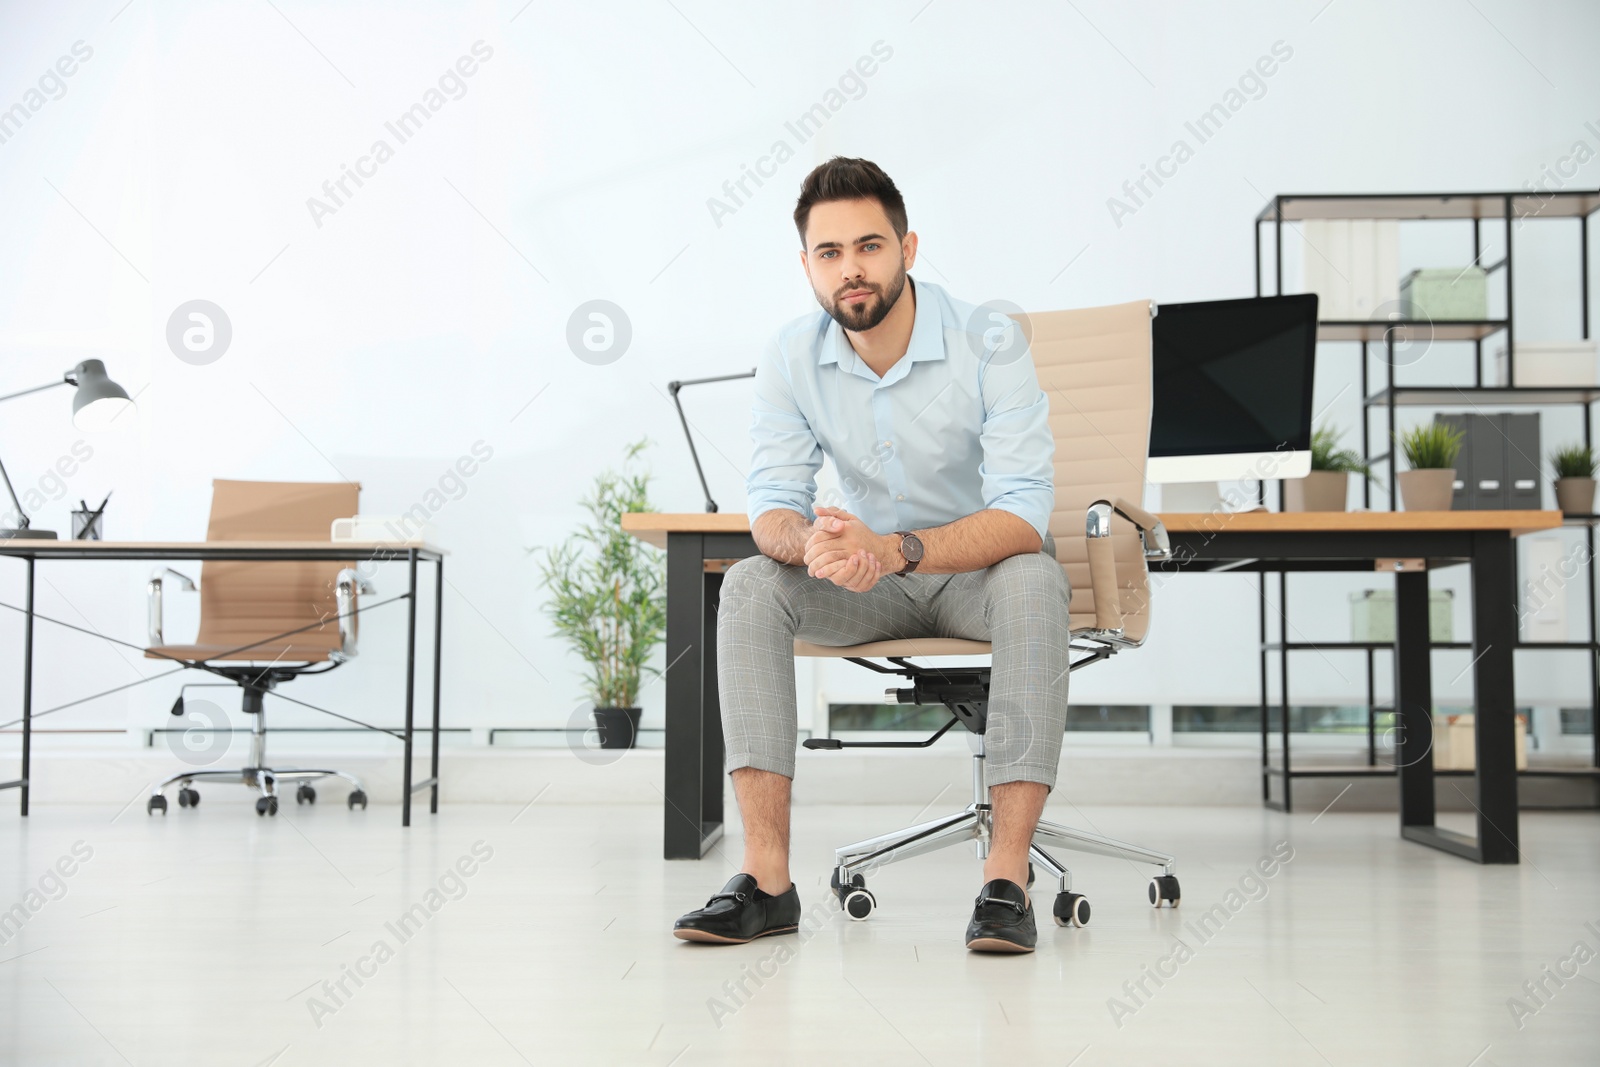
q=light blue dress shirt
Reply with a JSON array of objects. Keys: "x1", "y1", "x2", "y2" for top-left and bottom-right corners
[{"x1": 745, "y1": 276, "x2": 1056, "y2": 542}]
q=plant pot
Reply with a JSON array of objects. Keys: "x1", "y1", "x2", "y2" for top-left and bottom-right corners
[
  {"x1": 1555, "y1": 476, "x2": 1596, "y2": 516},
  {"x1": 1283, "y1": 470, "x2": 1350, "y2": 512},
  {"x1": 593, "y1": 706, "x2": 642, "y2": 749},
  {"x1": 1397, "y1": 468, "x2": 1456, "y2": 512}
]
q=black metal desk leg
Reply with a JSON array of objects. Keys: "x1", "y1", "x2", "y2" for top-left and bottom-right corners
[
  {"x1": 1258, "y1": 565, "x2": 1269, "y2": 804},
  {"x1": 402, "y1": 549, "x2": 417, "y2": 827},
  {"x1": 430, "y1": 557, "x2": 443, "y2": 815},
  {"x1": 702, "y1": 571, "x2": 725, "y2": 833},
  {"x1": 1279, "y1": 572, "x2": 1291, "y2": 812},
  {"x1": 1395, "y1": 568, "x2": 1436, "y2": 831},
  {"x1": 1469, "y1": 531, "x2": 1520, "y2": 863},
  {"x1": 664, "y1": 533, "x2": 722, "y2": 859},
  {"x1": 21, "y1": 557, "x2": 34, "y2": 816}
]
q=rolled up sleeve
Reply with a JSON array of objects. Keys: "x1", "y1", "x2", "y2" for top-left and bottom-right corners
[
  {"x1": 978, "y1": 340, "x2": 1055, "y2": 541},
  {"x1": 746, "y1": 334, "x2": 823, "y2": 524}
]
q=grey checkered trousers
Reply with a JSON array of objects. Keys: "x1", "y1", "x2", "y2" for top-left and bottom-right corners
[{"x1": 716, "y1": 532, "x2": 1071, "y2": 789}]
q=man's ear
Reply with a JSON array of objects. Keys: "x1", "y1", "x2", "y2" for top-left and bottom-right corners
[{"x1": 900, "y1": 231, "x2": 918, "y2": 271}]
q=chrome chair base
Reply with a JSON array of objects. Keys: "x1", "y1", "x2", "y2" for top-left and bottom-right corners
[
  {"x1": 152, "y1": 766, "x2": 366, "y2": 799},
  {"x1": 831, "y1": 749, "x2": 1175, "y2": 916},
  {"x1": 147, "y1": 690, "x2": 366, "y2": 815}
]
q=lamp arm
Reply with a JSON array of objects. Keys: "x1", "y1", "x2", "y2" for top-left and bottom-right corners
[
  {"x1": 0, "y1": 378, "x2": 72, "y2": 529},
  {"x1": 0, "y1": 452, "x2": 27, "y2": 528},
  {"x1": 669, "y1": 382, "x2": 718, "y2": 513},
  {"x1": 667, "y1": 368, "x2": 756, "y2": 514},
  {"x1": 0, "y1": 377, "x2": 71, "y2": 405}
]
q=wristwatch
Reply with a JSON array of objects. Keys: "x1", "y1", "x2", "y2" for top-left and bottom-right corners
[{"x1": 893, "y1": 530, "x2": 924, "y2": 576}]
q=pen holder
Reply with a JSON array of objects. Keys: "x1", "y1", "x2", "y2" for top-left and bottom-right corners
[{"x1": 71, "y1": 508, "x2": 105, "y2": 540}]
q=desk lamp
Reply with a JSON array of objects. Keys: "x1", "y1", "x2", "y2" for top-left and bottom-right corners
[{"x1": 1, "y1": 359, "x2": 135, "y2": 539}]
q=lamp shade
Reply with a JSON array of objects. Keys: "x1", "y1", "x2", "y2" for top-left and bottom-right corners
[{"x1": 70, "y1": 359, "x2": 134, "y2": 431}]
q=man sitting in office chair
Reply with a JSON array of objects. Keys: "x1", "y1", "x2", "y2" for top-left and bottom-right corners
[{"x1": 673, "y1": 157, "x2": 1069, "y2": 954}]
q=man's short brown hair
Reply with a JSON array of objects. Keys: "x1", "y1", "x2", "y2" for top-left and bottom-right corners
[{"x1": 793, "y1": 156, "x2": 908, "y2": 248}]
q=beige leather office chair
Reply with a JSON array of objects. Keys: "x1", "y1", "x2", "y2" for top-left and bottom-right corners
[
  {"x1": 144, "y1": 480, "x2": 374, "y2": 816},
  {"x1": 800, "y1": 298, "x2": 1179, "y2": 929}
]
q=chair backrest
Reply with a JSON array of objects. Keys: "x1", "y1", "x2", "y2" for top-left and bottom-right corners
[
  {"x1": 1028, "y1": 300, "x2": 1154, "y2": 643},
  {"x1": 194, "y1": 480, "x2": 360, "y2": 655}
]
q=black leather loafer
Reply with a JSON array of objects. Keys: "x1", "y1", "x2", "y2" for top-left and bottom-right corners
[
  {"x1": 673, "y1": 873, "x2": 802, "y2": 944},
  {"x1": 965, "y1": 878, "x2": 1036, "y2": 953}
]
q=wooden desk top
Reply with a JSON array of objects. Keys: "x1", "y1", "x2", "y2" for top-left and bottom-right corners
[
  {"x1": 621, "y1": 509, "x2": 1563, "y2": 548},
  {"x1": 1157, "y1": 510, "x2": 1563, "y2": 537},
  {"x1": 0, "y1": 540, "x2": 446, "y2": 557}
]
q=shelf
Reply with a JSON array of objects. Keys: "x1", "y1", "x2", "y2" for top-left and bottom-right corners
[
  {"x1": 1365, "y1": 385, "x2": 1600, "y2": 406},
  {"x1": 1257, "y1": 190, "x2": 1600, "y2": 223},
  {"x1": 1265, "y1": 765, "x2": 1600, "y2": 779},
  {"x1": 1263, "y1": 641, "x2": 1468, "y2": 651},
  {"x1": 1262, "y1": 641, "x2": 1599, "y2": 652},
  {"x1": 1319, "y1": 319, "x2": 1506, "y2": 342},
  {"x1": 1256, "y1": 185, "x2": 1600, "y2": 814}
]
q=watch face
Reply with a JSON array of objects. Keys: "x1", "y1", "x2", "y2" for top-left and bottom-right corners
[{"x1": 903, "y1": 533, "x2": 924, "y2": 561}]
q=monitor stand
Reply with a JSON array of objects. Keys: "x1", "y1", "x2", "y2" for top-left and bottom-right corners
[{"x1": 1160, "y1": 481, "x2": 1225, "y2": 512}]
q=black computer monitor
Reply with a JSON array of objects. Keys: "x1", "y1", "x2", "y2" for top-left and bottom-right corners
[{"x1": 1147, "y1": 293, "x2": 1319, "y2": 483}]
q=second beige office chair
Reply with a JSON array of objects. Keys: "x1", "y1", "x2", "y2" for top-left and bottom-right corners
[
  {"x1": 800, "y1": 298, "x2": 1179, "y2": 929},
  {"x1": 144, "y1": 480, "x2": 374, "y2": 816}
]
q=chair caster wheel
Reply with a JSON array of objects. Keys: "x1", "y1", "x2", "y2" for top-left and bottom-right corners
[
  {"x1": 1148, "y1": 875, "x2": 1180, "y2": 908},
  {"x1": 296, "y1": 784, "x2": 316, "y2": 805},
  {"x1": 147, "y1": 795, "x2": 167, "y2": 815},
  {"x1": 177, "y1": 788, "x2": 199, "y2": 808},
  {"x1": 843, "y1": 888, "x2": 877, "y2": 921},
  {"x1": 831, "y1": 869, "x2": 875, "y2": 918},
  {"x1": 1053, "y1": 891, "x2": 1090, "y2": 928},
  {"x1": 256, "y1": 796, "x2": 279, "y2": 817},
  {"x1": 347, "y1": 789, "x2": 367, "y2": 810}
]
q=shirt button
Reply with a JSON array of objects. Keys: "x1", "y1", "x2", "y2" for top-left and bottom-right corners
[
  {"x1": 883, "y1": 440, "x2": 892, "y2": 447},
  {"x1": 896, "y1": 494, "x2": 905, "y2": 501}
]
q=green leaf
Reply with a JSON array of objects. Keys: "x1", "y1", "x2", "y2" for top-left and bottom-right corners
[
  {"x1": 534, "y1": 438, "x2": 667, "y2": 707},
  {"x1": 1394, "y1": 421, "x2": 1465, "y2": 470},
  {"x1": 1551, "y1": 443, "x2": 1598, "y2": 479}
]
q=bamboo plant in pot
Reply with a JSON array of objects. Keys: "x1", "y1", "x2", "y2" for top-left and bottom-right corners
[
  {"x1": 535, "y1": 440, "x2": 666, "y2": 750},
  {"x1": 1551, "y1": 444, "x2": 1598, "y2": 516},
  {"x1": 1284, "y1": 425, "x2": 1376, "y2": 512},
  {"x1": 1394, "y1": 421, "x2": 1465, "y2": 512}
]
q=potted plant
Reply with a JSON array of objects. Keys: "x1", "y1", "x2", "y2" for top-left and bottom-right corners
[
  {"x1": 1284, "y1": 425, "x2": 1376, "y2": 512},
  {"x1": 1551, "y1": 443, "x2": 1598, "y2": 516},
  {"x1": 1393, "y1": 421, "x2": 1465, "y2": 511},
  {"x1": 535, "y1": 439, "x2": 666, "y2": 750}
]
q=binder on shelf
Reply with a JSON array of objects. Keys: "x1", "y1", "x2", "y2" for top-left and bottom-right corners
[
  {"x1": 1504, "y1": 413, "x2": 1542, "y2": 509},
  {"x1": 1470, "y1": 413, "x2": 1507, "y2": 510},
  {"x1": 1439, "y1": 413, "x2": 1472, "y2": 509},
  {"x1": 1433, "y1": 413, "x2": 1542, "y2": 510}
]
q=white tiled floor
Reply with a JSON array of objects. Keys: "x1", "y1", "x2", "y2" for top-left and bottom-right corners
[{"x1": 1, "y1": 795, "x2": 1596, "y2": 1066}]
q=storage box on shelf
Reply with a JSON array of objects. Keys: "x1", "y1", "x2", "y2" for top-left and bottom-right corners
[
  {"x1": 1493, "y1": 340, "x2": 1599, "y2": 387},
  {"x1": 1400, "y1": 266, "x2": 1489, "y2": 321}
]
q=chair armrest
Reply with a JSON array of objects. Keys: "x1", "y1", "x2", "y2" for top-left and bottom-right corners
[
  {"x1": 1111, "y1": 498, "x2": 1171, "y2": 561},
  {"x1": 335, "y1": 568, "x2": 377, "y2": 658},
  {"x1": 147, "y1": 568, "x2": 197, "y2": 646},
  {"x1": 1084, "y1": 497, "x2": 1169, "y2": 633},
  {"x1": 1084, "y1": 502, "x2": 1124, "y2": 632}
]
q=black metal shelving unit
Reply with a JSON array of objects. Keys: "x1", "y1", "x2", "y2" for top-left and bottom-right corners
[{"x1": 1252, "y1": 190, "x2": 1600, "y2": 810}]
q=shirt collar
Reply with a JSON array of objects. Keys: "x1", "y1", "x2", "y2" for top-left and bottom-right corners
[{"x1": 817, "y1": 276, "x2": 943, "y2": 378}]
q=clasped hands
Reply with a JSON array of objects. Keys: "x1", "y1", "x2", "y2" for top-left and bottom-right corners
[{"x1": 802, "y1": 506, "x2": 903, "y2": 592}]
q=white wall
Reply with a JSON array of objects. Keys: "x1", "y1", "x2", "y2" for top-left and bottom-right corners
[{"x1": 1, "y1": 0, "x2": 1597, "y2": 743}]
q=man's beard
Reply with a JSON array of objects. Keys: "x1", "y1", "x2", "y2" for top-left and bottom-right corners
[{"x1": 819, "y1": 264, "x2": 907, "y2": 332}]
